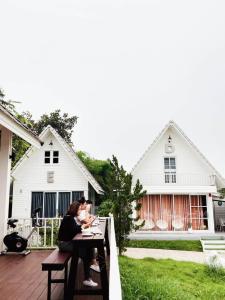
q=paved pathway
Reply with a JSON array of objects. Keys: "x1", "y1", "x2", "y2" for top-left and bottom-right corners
[
  {"x1": 125, "y1": 247, "x2": 206, "y2": 264},
  {"x1": 129, "y1": 232, "x2": 225, "y2": 240}
]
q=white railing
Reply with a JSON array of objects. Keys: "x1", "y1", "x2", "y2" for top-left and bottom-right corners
[
  {"x1": 108, "y1": 215, "x2": 122, "y2": 300},
  {"x1": 7, "y1": 217, "x2": 62, "y2": 249},
  {"x1": 141, "y1": 173, "x2": 216, "y2": 186}
]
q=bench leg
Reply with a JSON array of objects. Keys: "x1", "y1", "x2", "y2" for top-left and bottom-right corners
[
  {"x1": 64, "y1": 264, "x2": 68, "y2": 299},
  {"x1": 47, "y1": 270, "x2": 52, "y2": 300},
  {"x1": 65, "y1": 254, "x2": 78, "y2": 300}
]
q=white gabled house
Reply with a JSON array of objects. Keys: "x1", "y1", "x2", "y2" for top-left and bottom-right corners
[
  {"x1": 11, "y1": 125, "x2": 103, "y2": 218},
  {"x1": 132, "y1": 120, "x2": 225, "y2": 233}
]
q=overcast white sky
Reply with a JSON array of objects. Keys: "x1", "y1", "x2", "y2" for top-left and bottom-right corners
[{"x1": 1, "y1": 0, "x2": 225, "y2": 175}]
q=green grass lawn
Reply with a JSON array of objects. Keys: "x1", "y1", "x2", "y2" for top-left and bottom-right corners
[
  {"x1": 119, "y1": 256, "x2": 225, "y2": 300},
  {"x1": 127, "y1": 240, "x2": 202, "y2": 252}
]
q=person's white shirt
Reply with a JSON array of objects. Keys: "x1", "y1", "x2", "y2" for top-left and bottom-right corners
[{"x1": 75, "y1": 209, "x2": 86, "y2": 225}]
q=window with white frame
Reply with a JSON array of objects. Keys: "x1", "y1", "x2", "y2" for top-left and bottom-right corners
[
  {"x1": 164, "y1": 157, "x2": 176, "y2": 169},
  {"x1": 44, "y1": 150, "x2": 59, "y2": 164},
  {"x1": 165, "y1": 172, "x2": 176, "y2": 183},
  {"x1": 191, "y1": 195, "x2": 208, "y2": 230},
  {"x1": 31, "y1": 190, "x2": 84, "y2": 217},
  {"x1": 164, "y1": 157, "x2": 176, "y2": 183}
]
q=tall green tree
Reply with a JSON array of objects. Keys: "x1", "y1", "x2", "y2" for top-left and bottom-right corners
[
  {"x1": 11, "y1": 109, "x2": 78, "y2": 166},
  {"x1": 76, "y1": 151, "x2": 112, "y2": 194},
  {"x1": 1, "y1": 89, "x2": 78, "y2": 166},
  {"x1": 33, "y1": 110, "x2": 78, "y2": 144},
  {"x1": 12, "y1": 111, "x2": 36, "y2": 166},
  {"x1": 98, "y1": 155, "x2": 146, "y2": 255},
  {"x1": 0, "y1": 88, "x2": 20, "y2": 113}
]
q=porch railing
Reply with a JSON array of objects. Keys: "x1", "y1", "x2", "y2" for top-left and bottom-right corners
[
  {"x1": 108, "y1": 215, "x2": 122, "y2": 300},
  {"x1": 139, "y1": 173, "x2": 216, "y2": 186},
  {"x1": 6, "y1": 217, "x2": 62, "y2": 248}
]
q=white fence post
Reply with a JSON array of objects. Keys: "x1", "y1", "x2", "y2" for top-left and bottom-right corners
[{"x1": 109, "y1": 215, "x2": 122, "y2": 300}]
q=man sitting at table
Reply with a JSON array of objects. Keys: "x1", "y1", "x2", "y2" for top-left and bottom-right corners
[
  {"x1": 77, "y1": 197, "x2": 95, "y2": 224},
  {"x1": 58, "y1": 201, "x2": 99, "y2": 287},
  {"x1": 75, "y1": 199, "x2": 100, "y2": 273}
]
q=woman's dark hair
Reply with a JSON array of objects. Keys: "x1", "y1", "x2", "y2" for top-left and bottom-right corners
[
  {"x1": 67, "y1": 201, "x2": 80, "y2": 217},
  {"x1": 86, "y1": 200, "x2": 92, "y2": 204},
  {"x1": 78, "y1": 196, "x2": 86, "y2": 204}
]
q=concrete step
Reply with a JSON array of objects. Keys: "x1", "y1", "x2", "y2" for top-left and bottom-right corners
[
  {"x1": 201, "y1": 239, "x2": 225, "y2": 252},
  {"x1": 201, "y1": 236, "x2": 225, "y2": 240},
  {"x1": 203, "y1": 245, "x2": 225, "y2": 250},
  {"x1": 203, "y1": 241, "x2": 225, "y2": 245},
  {"x1": 203, "y1": 249, "x2": 225, "y2": 253}
]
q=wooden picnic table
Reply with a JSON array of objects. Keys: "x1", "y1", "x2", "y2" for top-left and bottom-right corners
[{"x1": 65, "y1": 218, "x2": 110, "y2": 300}]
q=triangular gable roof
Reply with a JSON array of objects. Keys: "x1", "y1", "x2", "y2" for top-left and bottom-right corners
[
  {"x1": 132, "y1": 120, "x2": 225, "y2": 188},
  {"x1": 12, "y1": 125, "x2": 104, "y2": 194}
]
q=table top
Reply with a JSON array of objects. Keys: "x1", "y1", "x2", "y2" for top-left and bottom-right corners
[{"x1": 72, "y1": 218, "x2": 106, "y2": 241}]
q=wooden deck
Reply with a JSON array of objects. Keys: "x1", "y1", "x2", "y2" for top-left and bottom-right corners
[{"x1": 0, "y1": 250, "x2": 109, "y2": 300}]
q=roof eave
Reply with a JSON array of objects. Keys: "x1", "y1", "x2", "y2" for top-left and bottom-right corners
[
  {"x1": 0, "y1": 105, "x2": 42, "y2": 148},
  {"x1": 46, "y1": 126, "x2": 104, "y2": 194}
]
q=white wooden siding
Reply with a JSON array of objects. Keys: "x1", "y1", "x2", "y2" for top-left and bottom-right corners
[
  {"x1": 12, "y1": 132, "x2": 88, "y2": 218},
  {"x1": 133, "y1": 126, "x2": 217, "y2": 192}
]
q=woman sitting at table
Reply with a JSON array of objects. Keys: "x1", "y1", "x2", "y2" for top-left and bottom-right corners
[{"x1": 58, "y1": 201, "x2": 99, "y2": 287}]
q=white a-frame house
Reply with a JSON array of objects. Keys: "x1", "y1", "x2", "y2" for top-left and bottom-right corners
[
  {"x1": 132, "y1": 121, "x2": 225, "y2": 233},
  {"x1": 11, "y1": 125, "x2": 103, "y2": 218}
]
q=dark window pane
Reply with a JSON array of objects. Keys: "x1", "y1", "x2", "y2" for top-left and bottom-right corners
[
  {"x1": 58, "y1": 192, "x2": 71, "y2": 217},
  {"x1": 164, "y1": 158, "x2": 169, "y2": 169},
  {"x1": 165, "y1": 173, "x2": 170, "y2": 183},
  {"x1": 45, "y1": 151, "x2": 50, "y2": 157},
  {"x1": 53, "y1": 157, "x2": 59, "y2": 164},
  {"x1": 170, "y1": 158, "x2": 176, "y2": 169},
  {"x1": 72, "y1": 191, "x2": 84, "y2": 202},
  {"x1": 203, "y1": 219, "x2": 208, "y2": 230},
  {"x1": 53, "y1": 151, "x2": 59, "y2": 157},
  {"x1": 202, "y1": 206, "x2": 208, "y2": 218},
  {"x1": 44, "y1": 192, "x2": 56, "y2": 217},
  {"x1": 171, "y1": 173, "x2": 176, "y2": 183},
  {"x1": 31, "y1": 192, "x2": 43, "y2": 218},
  {"x1": 200, "y1": 195, "x2": 207, "y2": 206},
  {"x1": 45, "y1": 157, "x2": 50, "y2": 164}
]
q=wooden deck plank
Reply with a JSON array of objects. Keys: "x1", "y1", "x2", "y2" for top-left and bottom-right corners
[
  {"x1": 0, "y1": 250, "x2": 108, "y2": 300},
  {"x1": 0, "y1": 251, "x2": 51, "y2": 300}
]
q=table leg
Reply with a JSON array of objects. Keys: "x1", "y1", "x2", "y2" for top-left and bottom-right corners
[
  {"x1": 98, "y1": 244, "x2": 109, "y2": 300},
  {"x1": 65, "y1": 253, "x2": 78, "y2": 300}
]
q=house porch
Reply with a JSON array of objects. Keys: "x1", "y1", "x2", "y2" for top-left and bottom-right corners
[
  {"x1": 137, "y1": 194, "x2": 215, "y2": 233},
  {"x1": 0, "y1": 250, "x2": 109, "y2": 300}
]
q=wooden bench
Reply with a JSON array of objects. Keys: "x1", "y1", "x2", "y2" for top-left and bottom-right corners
[{"x1": 42, "y1": 249, "x2": 72, "y2": 300}]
